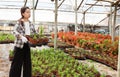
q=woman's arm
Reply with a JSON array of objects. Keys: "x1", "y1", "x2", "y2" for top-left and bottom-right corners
[
  {"x1": 13, "y1": 22, "x2": 28, "y2": 43},
  {"x1": 13, "y1": 23, "x2": 21, "y2": 39}
]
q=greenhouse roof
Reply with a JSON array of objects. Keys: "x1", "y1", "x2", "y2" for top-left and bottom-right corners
[{"x1": 0, "y1": 0, "x2": 119, "y2": 26}]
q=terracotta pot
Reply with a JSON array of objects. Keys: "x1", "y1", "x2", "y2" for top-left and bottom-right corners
[
  {"x1": 9, "y1": 56, "x2": 13, "y2": 61},
  {"x1": 105, "y1": 75, "x2": 112, "y2": 77},
  {"x1": 94, "y1": 72, "x2": 100, "y2": 77}
]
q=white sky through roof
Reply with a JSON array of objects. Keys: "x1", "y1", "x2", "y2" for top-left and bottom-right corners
[{"x1": 0, "y1": 0, "x2": 119, "y2": 26}]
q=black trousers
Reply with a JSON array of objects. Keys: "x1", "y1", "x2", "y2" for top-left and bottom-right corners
[{"x1": 9, "y1": 43, "x2": 31, "y2": 77}]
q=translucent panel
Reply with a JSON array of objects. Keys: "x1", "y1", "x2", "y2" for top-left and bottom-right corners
[{"x1": 0, "y1": 0, "x2": 119, "y2": 26}]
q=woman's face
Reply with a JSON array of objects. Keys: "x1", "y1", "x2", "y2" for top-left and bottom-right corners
[{"x1": 22, "y1": 8, "x2": 31, "y2": 19}]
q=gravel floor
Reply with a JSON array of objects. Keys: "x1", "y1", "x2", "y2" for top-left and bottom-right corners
[
  {"x1": 78, "y1": 60, "x2": 117, "y2": 77},
  {"x1": 0, "y1": 44, "x2": 14, "y2": 77},
  {"x1": 0, "y1": 44, "x2": 117, "y2": 77}
]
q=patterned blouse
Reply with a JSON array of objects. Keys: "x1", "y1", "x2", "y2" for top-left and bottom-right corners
[{"x1": 13, "y1": 20, "x2": 36, "y2": 48}]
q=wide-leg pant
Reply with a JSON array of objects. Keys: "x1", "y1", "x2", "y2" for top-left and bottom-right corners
[{"x1": 9, "y1": 43, "x2": 31, "y2": 77}]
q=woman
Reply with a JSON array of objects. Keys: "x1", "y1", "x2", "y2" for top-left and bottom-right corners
[{"x1": 9, "y1": 6, "x2": 36, "y2": 77}]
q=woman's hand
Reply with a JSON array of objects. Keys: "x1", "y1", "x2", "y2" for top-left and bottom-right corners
[{"x1": 21, "y1": 36, "x2": 28, "y2": 43}]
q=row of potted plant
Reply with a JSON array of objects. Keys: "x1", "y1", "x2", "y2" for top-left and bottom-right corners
[
  {"x1": 0, "y1": 33, "x2": 49, "y2": 46},
  {"x1": 0, "y1": 33, "x2": 15, "y2": 43},
  {"x1": 9, "y1": 48, "x2": 109, "y2": 77},
  {"x1": 52, "y1": 31, "x2": 118, "y2": 59},
  {"x1": 65, "y1": 48, "x2": 86, "y2": 60},
  {"x1": 47, "y1": 40, "x2": 74, "y2": 50},
  {"x1": 85, "y1": 50, "x2": 117, "y2": 70},
  {"x1": 0, "y1": 33, "x2": 49, "y2": 45},
  {"x1": 65, "y1": 48, "x2": 117, "y2": 70},
  {"x1": 31, "y1": 48, "x2": 109, "y2": 77}
]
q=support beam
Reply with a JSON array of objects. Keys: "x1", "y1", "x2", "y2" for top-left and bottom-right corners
[
  {"x1": 96, "y1": 0, "x2": 114, "y2": 3},
  {"x1": 109, "y1": 4, "x2": 112, "y2": 36},
  {"x1": 112, "y1": 4, "x2": 117, "y2": 41},
  {"x1": 34, "y1": 0, "x2": 39, "y2": 10},
  {"x1": 112, "y1": 0, "x2": 120, "y2": 6},
  {"x1": 24, "y1": 0, "x2": 27, "y2": 7},
  {"x1": 32, "y1": 0, "x2": 35, "y2": 24},
  {"x1": 82, "y1": 1, "x2": 98, "y2": 30},
  {"x1": 75, "y1": 0, "x2": 78, "y2": 35},
  {"x1": 108, "y1": 14, "x2": 110, "y2": 34},
  {"x1": 80, "y1": 16, "x2": 84, "y2": 25},
  {"x1": 54, "y1": 0, "x2": 58, "y2": 50},
  {"x1": 83, "y1": 12, "x2": 85, "y2": 32},
  {"x1": 86, "y1": 3, "x2": 111, "y2": 7},
  {"x1": 117, "y1": 24, "x2": 120, "y2": 77},
  {"x1": 0, "y1": 7, "x2": 110, "y2": 14},
  {"x1": 118, "y1": 4, "x2": 120, "y2": 7},
  {"x1": 57, "y1": 0, "x2": 65, "y2": 9},
  {"x1": 84, "y1": 1, "x2": 98, "y2": 13},
  {"x1": 109, "y1": 5, "x2": 120, "y2": 36},
  {"x1": 96, "y1": 15, "x2": 109, "y2": 26},
  {"x1": 77, "y1": 0, "x2": 84, "y2": 10}
]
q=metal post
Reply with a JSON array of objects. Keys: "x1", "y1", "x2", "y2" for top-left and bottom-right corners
[
  {"x1": 3, "y1": 23, "x2": 7, "y2": 33},
  {"x1": 109, "y1": 4, "x2": 112, "y2": 36},
  {"x1": 112, "y1": 5, "x2": 117, "y2": 41},
  {"x1": 54, "y1": 0, "x2": 58, "y2": 50},
  {"x1": 108, "y1": 14, "x2": 110, "y2": 34},
  {"x1": 32, "y1": 0, "x2": 35, "y2": 24},
  {"x1": 117, "y1": 25, "x2": 120, "y2": 77},
  {"x1": 83, "y1": 12, "x2": 85, "y2": 32},
  {"x1": 75, "y1": 0, "x2": 77, "y2": 35}
]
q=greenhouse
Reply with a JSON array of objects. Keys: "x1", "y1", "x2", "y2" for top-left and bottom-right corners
[{"x1": 0, "y1": 0, "x2": 120, "y2": 77}]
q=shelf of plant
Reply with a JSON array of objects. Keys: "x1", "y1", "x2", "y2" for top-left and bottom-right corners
[
  {"x1": 26, "y1": 34, "x2": 49, "y2": 47},
  {"x1": 0, "y1": 33, "x2": 15, "y2": 44},
  {"x1": 47, "y1": 40, "x2": 74, "y2": 50},
  {"x1": 65, "y1": 48, "x2": 117, "y2": 70},
  {"x1": 9, "y1": 48, "x2": 109, "y2": 77}
]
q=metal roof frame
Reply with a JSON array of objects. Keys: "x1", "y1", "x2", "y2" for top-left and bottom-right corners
[
  {"x1": 0, "y1": 0, "x2": 120, "y2": 76},
  {"x1": 0, "y1": 0, "x2": 119, "y2": 26}
]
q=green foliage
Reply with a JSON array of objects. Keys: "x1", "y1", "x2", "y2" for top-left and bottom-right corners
[
  {"x1": 0, "y1": 33, "x2": 15, "y2": 42},
  {"x1": 39, "y1": 26, "x2": 44, "y2": 37},
  {"x1": 33, "y1": 33, "x2": 38, "y2": 40},
  {"x1": 9, "y1": 49, "x2": 14, "y2": 57},
  {"x1": 10, "y1": 48, "x2": 106, "y2": 77},
  {"x1": 31, "y1": 48, "x2": 105, "y2": 77}
]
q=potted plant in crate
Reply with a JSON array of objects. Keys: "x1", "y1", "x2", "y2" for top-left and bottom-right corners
[
  {"x1": 9, "y1": 50, "x2": 14, "y2": 61},
  {"x1": 26, "y1": 34, "x2": 38, "y2": 45}
]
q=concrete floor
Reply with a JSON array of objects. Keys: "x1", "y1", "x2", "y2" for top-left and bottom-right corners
[{"x1": 0, "y1": 44, "x2": 14, "y2": 77}]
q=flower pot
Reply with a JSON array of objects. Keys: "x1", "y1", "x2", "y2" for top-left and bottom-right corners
[
  {"x1": 94, "y1": 72, "x2": 100, "y2": 77},
  {"x1": 9, "y1": 56, "x2": 13, "y2": 61}
]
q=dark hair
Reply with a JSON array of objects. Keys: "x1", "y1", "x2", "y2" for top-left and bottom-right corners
[
  {"x1": 20, "y1": 6, "x2": 30, "y2": 18},
  {"x1": 19, "y1": 6, "x2": 30, "y2": 26}
]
